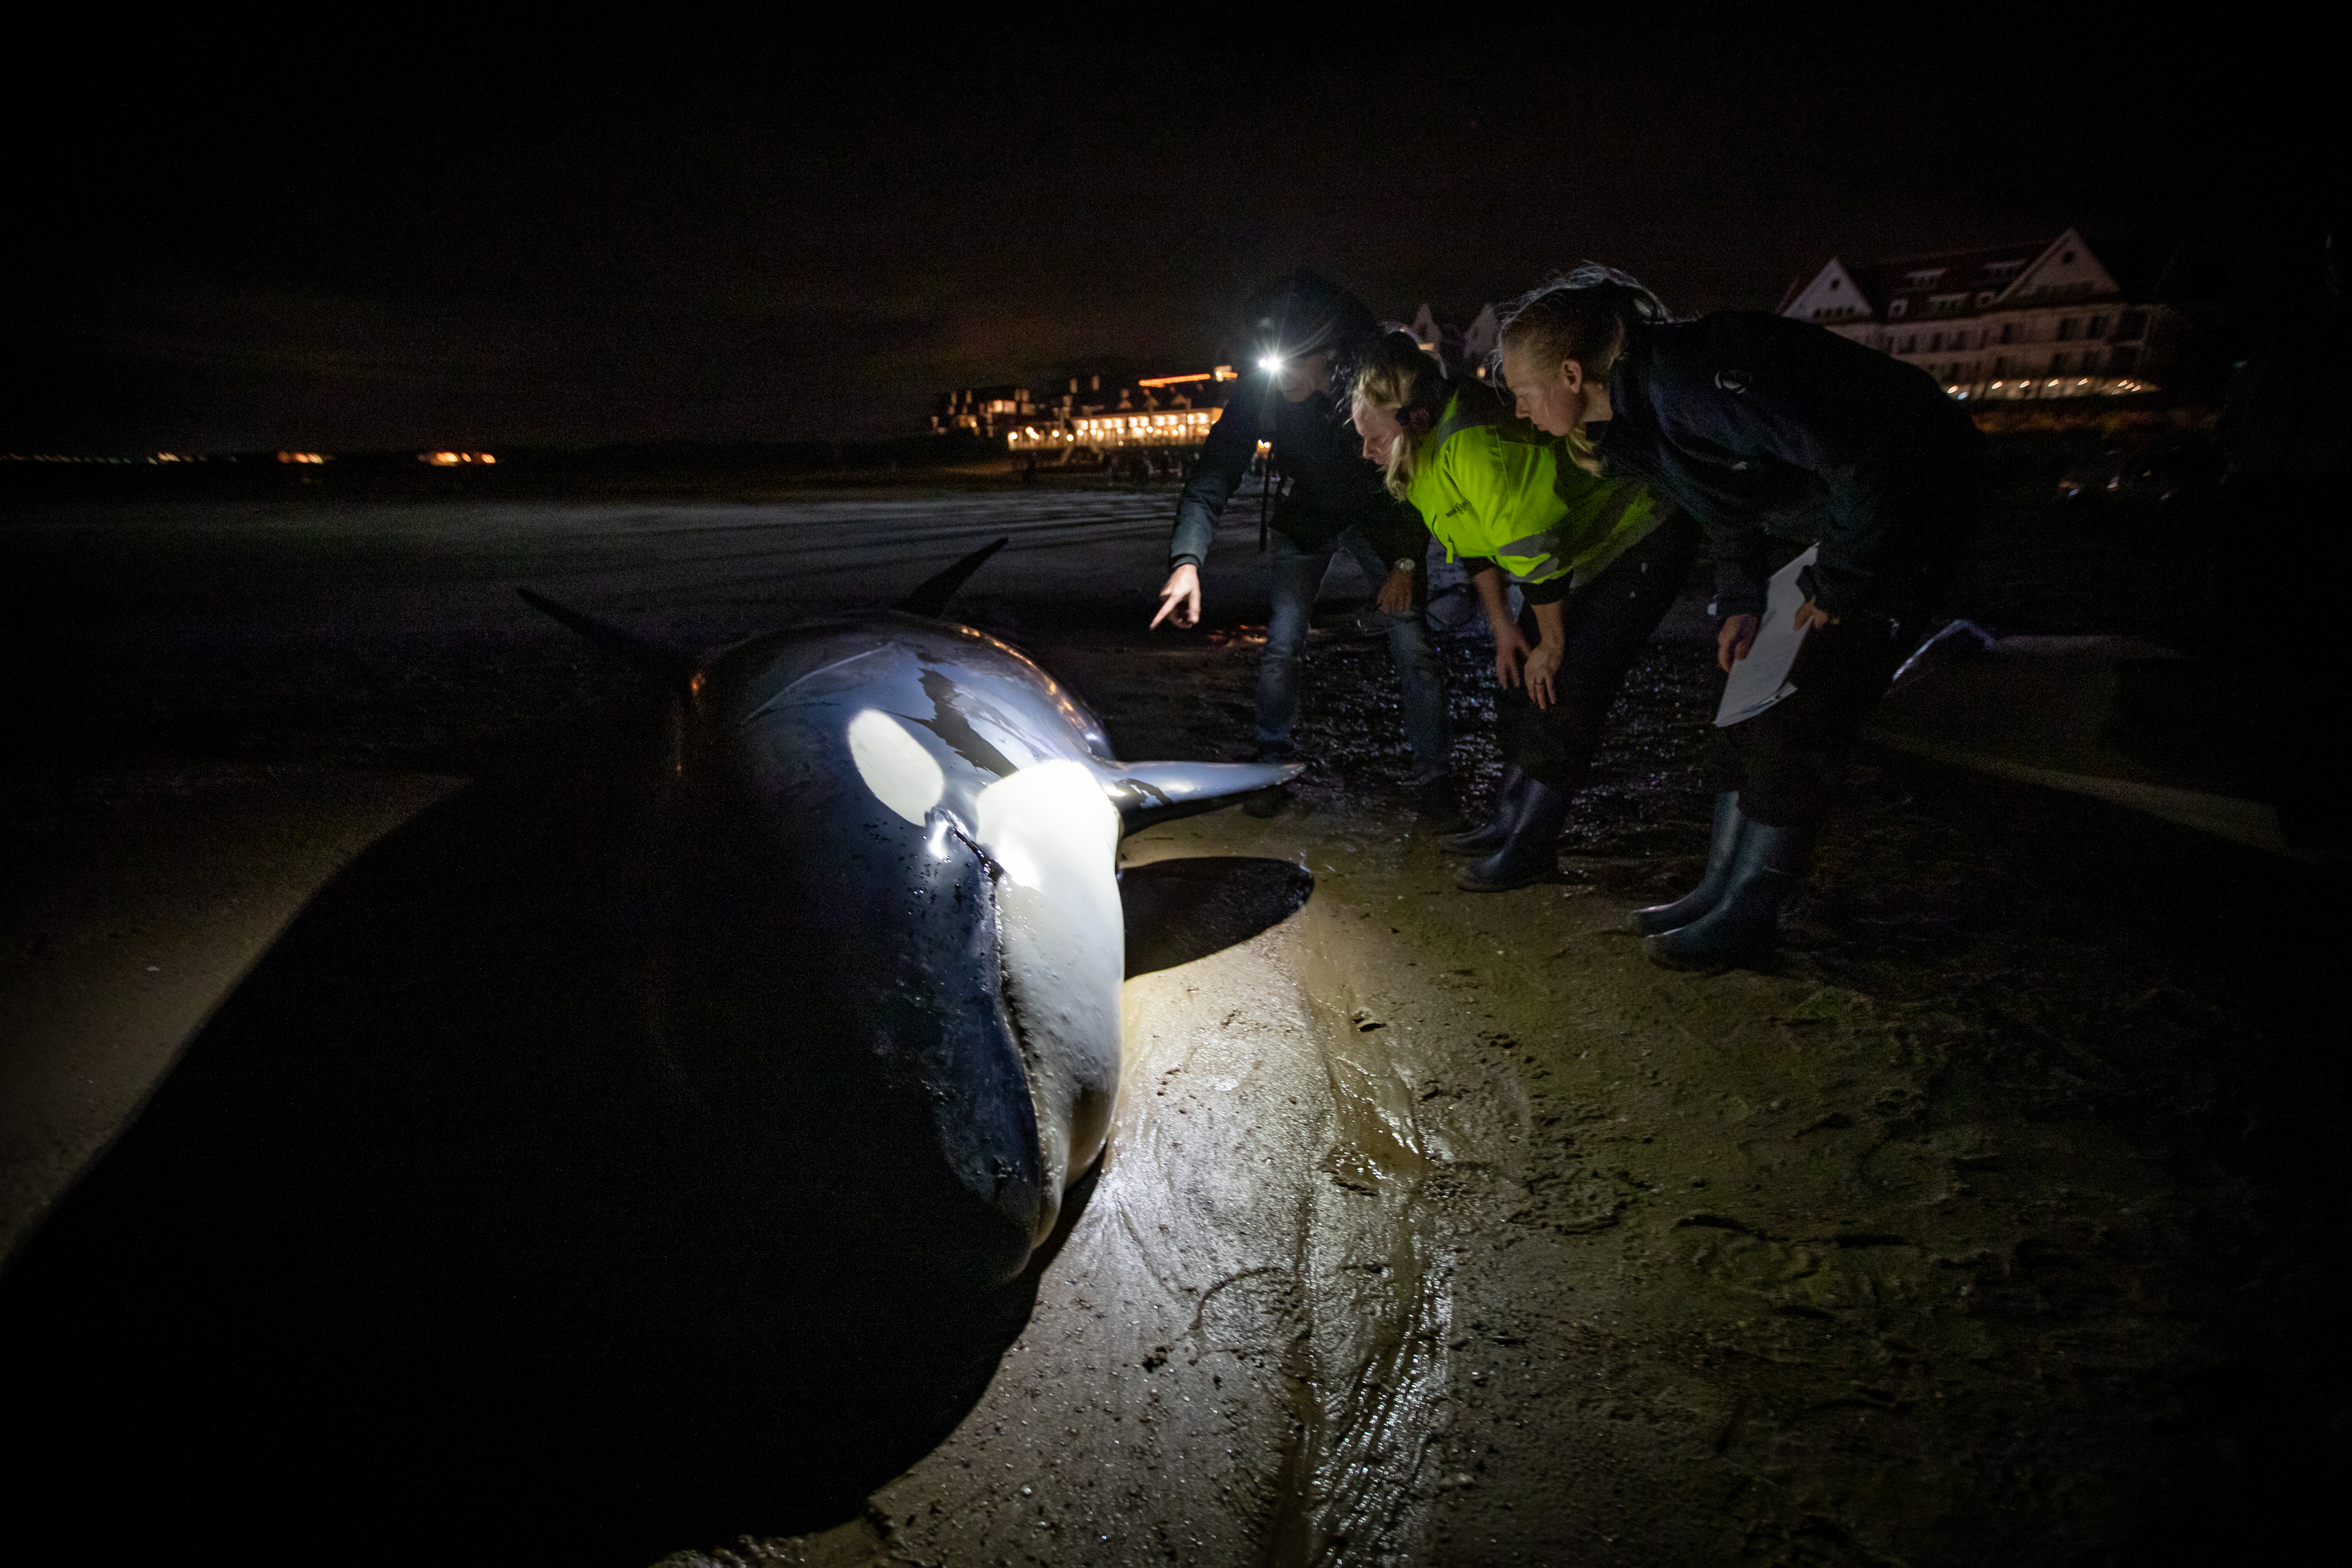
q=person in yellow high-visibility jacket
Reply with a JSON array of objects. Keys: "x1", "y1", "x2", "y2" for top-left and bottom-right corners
[{"x1": 1351, "y1": 330, "x2": 1699, "y2": 891}]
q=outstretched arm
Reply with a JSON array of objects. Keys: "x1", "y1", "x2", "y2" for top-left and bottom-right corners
[{"x1": 1154, "y1": 378, "x2": 1267, "y2": 629}]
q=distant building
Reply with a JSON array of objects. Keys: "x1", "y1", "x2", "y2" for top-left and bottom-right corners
[
  {"x1": 1779, "y1": 229, "x2": 2185, "y2": 401},
  {"x1": 1408, "y1": 302, "x2": 1500, "y2": 378},
  {"x1": 931, "y1": 385, "x2": 1046, "y2": 438},
  {"x1": 992, "y1": 366, "x2": 1241, "y2": 454}
]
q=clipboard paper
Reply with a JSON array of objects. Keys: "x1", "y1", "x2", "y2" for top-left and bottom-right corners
[{"x1": 1714, "y1": 544, "x2": 1819, "y2": 727}]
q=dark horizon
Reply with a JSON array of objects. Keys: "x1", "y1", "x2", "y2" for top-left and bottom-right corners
[{"x1": 5, "y1": 23, "x2": 2327, "y2": 456}]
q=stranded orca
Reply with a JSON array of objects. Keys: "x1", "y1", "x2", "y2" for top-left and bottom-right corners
[
  {"x1": 521, "y1": 538, "x2": 1295, "y2": 1280},
  {"x1": 0, "y1": 537, "x2": 1304, "y2": 1558}
]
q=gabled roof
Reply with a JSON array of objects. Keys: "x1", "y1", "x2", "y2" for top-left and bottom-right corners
[
  {"x1": 1845, "y1": 240, "x2": 2053, "y2": 319},
  {"x1": 1463, "y1": 303, "x2": 1500, "y2": 364},
  {"x1": 2003, "y1": 228, "x2": 2121, "y2": 305},
  {"x1": 1780, "y1": 258, "x2": 1873, "y2": 324},
  {"x1": 1785, "y1": 230, "x2": 2140, "y2": 325}
]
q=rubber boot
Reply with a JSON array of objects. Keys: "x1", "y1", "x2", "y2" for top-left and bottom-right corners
[
  {"x1": 1441, "y1": 765, "x2": 1526, "y2": 855},
  {"x1": 1629, "y1": 793, "x2": 1744, "y2": 935},
  {"x1": 1643, "y1": 821, "x2": 1813, "y2": 971},
  {"x1": 1456, "y1": 778, "x2": 1571, "y2": 891},
  {"x1": 1415, "y1": 775, "x2": 1470, "y2": 834}
]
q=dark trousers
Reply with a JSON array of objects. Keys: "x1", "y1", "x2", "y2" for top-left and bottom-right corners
[
  {"x1": 1706, "y1": 616, "x2": 1912, "y2": 826},
  {"x1": 1707, "y1": 463, "x2": 1980, "y2": 827},
  {"x1": 1497, "y1": 512, "x2": 1701, "y2": 791}
]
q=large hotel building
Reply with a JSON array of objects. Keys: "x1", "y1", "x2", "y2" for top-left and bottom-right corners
[{"x1": 1778, "y1": 228, "x2": 2183, "y2": 401}]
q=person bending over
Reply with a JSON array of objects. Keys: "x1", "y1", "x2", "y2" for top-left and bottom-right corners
[
  {"x1": 1351, "y1": 331, "x2": 1696, "y2": 891},
  {"x1": 1151, "y1": 270, "x2": 1461, "y2": 827},
  {"x1": 1501, "y1": 266, "x2": 1983, "y2": 968}
]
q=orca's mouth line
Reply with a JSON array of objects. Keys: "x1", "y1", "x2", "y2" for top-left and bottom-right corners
[
  {"x1": 944, "y1": 819, "x2": 1002, "y2": 879},
  {"x1": 980, "y1": 863, "x2": 1061, "y2": 1236}
]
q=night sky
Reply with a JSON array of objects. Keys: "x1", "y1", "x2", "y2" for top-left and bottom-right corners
[{"x1": 5, "y1": 24, "x2": 2321, "y2": 454}]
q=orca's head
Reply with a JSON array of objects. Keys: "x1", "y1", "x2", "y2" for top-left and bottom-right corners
[
  {"x1": 827, "y1": 643, "x2": 1126, "y2": 1244},
  {"x1": 515, "y1": 585, "x2": 1296, "y2": 1267}
]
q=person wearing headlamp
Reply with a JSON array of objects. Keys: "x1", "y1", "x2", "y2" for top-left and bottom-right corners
[
  {"x1": 1349, "y1": 331, "x2": 1696, "y2": 892},
  {"x1": 1150, "y1": 270, "x2": 1461, "y2": 828}
]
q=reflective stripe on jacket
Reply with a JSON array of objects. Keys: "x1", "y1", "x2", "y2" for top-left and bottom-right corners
[{"x1": 1406, "y1": 385, "x2": 1660, "y2": 590}]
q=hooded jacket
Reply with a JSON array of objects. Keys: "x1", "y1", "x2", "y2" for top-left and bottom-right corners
[
  {"x1": 1167, "y1": 370, "x2": 1428, "y2": 568},
  {"x1": 1593, "y1": 312, "x2": 1982, "y2": 618}
]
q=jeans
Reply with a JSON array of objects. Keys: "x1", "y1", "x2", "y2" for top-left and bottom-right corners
[{"x1": 1257, "y1": 527, "x2": 1452, "y2": 784}]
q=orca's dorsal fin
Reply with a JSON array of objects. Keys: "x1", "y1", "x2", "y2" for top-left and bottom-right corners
[
  {"x1": 1098, "y1": 760, "x2": 1304, "y2": 836},
  {"x1": 517, "y1": 588, "x2": 700, "y2": 692},
  {"x1": 896, "y1": 537, "x2": 1009, "y2": 619}
]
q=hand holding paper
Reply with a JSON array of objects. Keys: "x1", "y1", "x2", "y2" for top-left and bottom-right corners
[{"x1": 1714, "y1": 544, "x2": 1819, "y2": 727}]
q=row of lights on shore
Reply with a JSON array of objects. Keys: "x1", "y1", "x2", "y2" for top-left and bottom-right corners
[
  {"x1": 3, "y1": 450, "x2": 497, "y2": 465},
  {"x1": 284, "y1": 450, "x2": 498, "y2": 465},
  {"x1": 1945, "y1": 376, "x2": 2154, "y2": 402}
]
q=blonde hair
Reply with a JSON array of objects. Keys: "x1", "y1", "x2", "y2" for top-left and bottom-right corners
[
  {"x1": 1496, "y1": 264, "x2": 1671, "y2": 475},
  {"x1": 1347, "y1": 331, "x2": 1445, "y2": 499},
  {"x1": 1562, "y1": 423, "x2": 1604, "y2": 476}
]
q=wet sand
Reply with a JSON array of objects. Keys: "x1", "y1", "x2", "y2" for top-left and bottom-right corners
[
  {"x1": 702, "y1": 616, "x2": 2340, "y2": 1568},
  {"x1": 2, "y1": 479, "x2": 2342, "y2": 1565}
]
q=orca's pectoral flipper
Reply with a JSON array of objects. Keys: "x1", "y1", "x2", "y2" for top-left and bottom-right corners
[
  {"x1": 1099, "y1": 760, "x2": 1303, "y2": 836},
  {"x1": 517, "y1": 589, "x2": 701, "y2": 692},
  {"x1": 896, "y1": 537, "x2": 1009, "y2": 620}
]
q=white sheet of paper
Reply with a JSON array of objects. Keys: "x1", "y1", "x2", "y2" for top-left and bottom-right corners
[{"x1": 1714, "y1": 544, "x2": 1819, "y2": 727}]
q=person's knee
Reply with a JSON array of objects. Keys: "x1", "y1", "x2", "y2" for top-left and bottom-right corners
[
  {"x1": 1553, "y1": 711, "x2": 1604, "y2": 760},
  {"x1": 1383, "y1": 620, "x2": 1439, "y2": 668},
  {"x1": 1391, "y1": 643, "x2": 1444, "y2": 685},
  {"x1": 1260, "y1": 619, "x2": 1311, "y2": 661}
]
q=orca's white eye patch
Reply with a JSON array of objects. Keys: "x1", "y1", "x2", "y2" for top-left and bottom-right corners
[{"x1": 848, "y1": 708, "x2": 945, "y2": 826}]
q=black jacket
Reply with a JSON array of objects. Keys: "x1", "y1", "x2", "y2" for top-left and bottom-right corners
[
  {"x1": 1168, "y1": 371, "x2": 1428, "y2": 566},
  {"x1": 1594, "y1": 312, "x2": 1983, "y2": 618}
]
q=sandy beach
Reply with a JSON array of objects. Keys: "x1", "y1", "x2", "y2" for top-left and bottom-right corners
[{"x1": 2, "y1": 470, "x2": 2340, "y2": 1566}]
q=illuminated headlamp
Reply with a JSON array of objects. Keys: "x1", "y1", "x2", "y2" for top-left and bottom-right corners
[{"x1": 1259, "y1": 354, "x2": 1285, "y2": 373}]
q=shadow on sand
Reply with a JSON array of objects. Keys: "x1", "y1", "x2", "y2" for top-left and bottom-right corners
[{"x1": 0, "y1": 765, "x2": 1311, "y2": 1565}]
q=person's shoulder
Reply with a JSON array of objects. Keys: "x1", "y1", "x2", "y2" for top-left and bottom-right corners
[
  {"x1": 1449, "y1": 378, "x2": 1511, "y2": 418},
  {"x1": 1436, "y1": 379, "x2": 1522, "y2": 441},
  {"x1": 1221, "y1": 371, "x2": 1279, "y2": 413},
  {"x1": 1656, "y1": 310, "x2": 1826, "y2": 365},
  {"x1": 1667, "y1": 312, "x2": 1966, "y2": 403}
]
